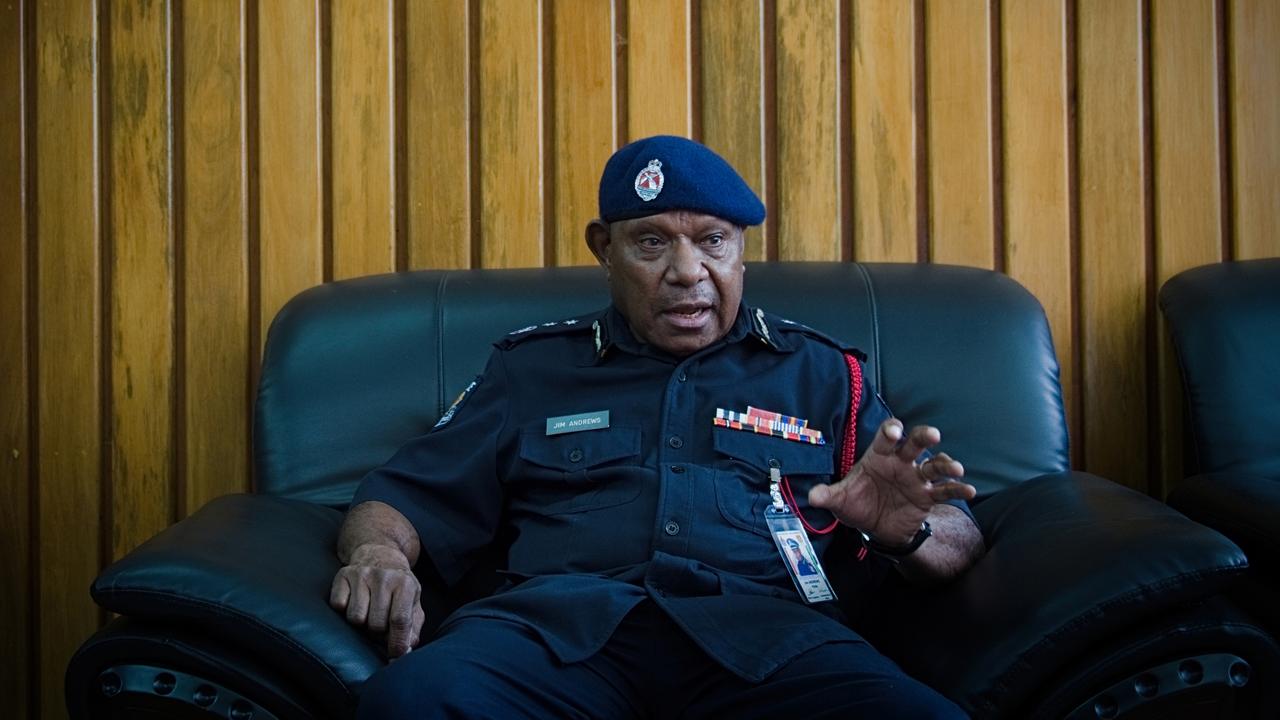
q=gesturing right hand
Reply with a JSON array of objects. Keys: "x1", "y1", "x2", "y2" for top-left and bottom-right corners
[{"x1": 330, "y1": 543, "x2": 425, "y2": 658}]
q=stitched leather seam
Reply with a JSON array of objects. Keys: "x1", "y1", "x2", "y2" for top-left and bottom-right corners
[
  {"x1": 852, "y1": 263, "x2": 882, "y2": 390},
  {"x1": 433, "y1": 273, "x2": 451, "y2": 417}
]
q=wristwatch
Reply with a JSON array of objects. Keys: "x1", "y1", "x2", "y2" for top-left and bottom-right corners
[{"x1": 859, "y1": 520, "x2": 932, "y2": 557}]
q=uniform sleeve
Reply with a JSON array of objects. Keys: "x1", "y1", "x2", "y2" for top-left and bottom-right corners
[{"x1": 349, "y1": 350, "x2": 512, "y2": 586}]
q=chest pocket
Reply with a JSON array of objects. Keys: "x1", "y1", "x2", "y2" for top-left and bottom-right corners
[
  {"x1": 514, "y1": 426, "x2": 643, "y2": 515},
  {"x1": 712, "y1": 428, "x2": 835, "y2": 537}
]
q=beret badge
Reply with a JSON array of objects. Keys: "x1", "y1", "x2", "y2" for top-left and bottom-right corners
[{"x1": 634, "y1": 158, "x2": 664, "y2": 202}]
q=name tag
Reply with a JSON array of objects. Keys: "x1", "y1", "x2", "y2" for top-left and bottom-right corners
[{"x1": 546, "y1": 410, "x2": 610, "y2": 436}]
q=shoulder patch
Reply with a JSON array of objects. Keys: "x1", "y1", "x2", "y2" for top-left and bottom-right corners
[
  {"x1": 433, "y1": 376, "x2": 480, "y2": 430},
  {"x1": 496, "y1": 313, "x2": 596, "y2": 350}
]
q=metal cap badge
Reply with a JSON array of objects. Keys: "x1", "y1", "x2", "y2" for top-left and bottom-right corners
[{"x1": 634, "y1": 159, "x2": 664, "y2": 202}]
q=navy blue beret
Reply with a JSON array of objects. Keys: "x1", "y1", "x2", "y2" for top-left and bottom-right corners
[{"x1": 598, "y1": 135, "x2": 765, "y2": 227}]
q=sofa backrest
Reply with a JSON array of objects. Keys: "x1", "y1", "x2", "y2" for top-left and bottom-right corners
[
  {"x1": 1159, "y1": 258, "x2": 1280, "y2": 480},
  {"x1": 254, "y1": 262, "x2": 1070, "y2": 507}
]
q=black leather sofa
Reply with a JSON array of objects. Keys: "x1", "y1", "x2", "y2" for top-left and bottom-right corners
[
  {"x1": 67, "y1": 262, "x2": 1280, "y2": 719},
  {"x1": 1161, "y1": 258, "x2": 1280, "y2": 639}
]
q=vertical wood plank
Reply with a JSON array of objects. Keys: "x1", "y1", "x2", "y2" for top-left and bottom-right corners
[
  {"x1": 183, "y1": 0, "x2": 250, "y2": 513},
  {"x1": 926, "y1": 0, "x2": 994, "y2": 268},
  {"x1": 477, "y1": 0, "x2": 543, "y2": 268},
  {"x1": 258, "y1": 0, "x2": 323, "y2": 339},
  {"x1": 626, "y1": 0, "x2": 691, "y2": 139},
  {"x1": 1002, "y1": 0, "x2": 1076, "y2": 461},
  {"x1": 332, "y1": 0, "x2": 395, "y2": 279},
  {"x1": 35, "y1": 0, "x2": 102, "y2": 714},
  {"x1": 405, "y1": 0, "x2": 471, "y2": 270},
  {"x1": 1230, "y1": 0, "x2": 1280, "y2": 258},
  {"x1": 551, "y1": 0, "x2": 615, "y2": 266},
  {"x1": 852, "y1": 0, "x2": 918, "y2": 262},
  {"x1": 700, "y1": 0, "x2": 766, "y2": 260},
  {"x1": 1152, "y1": 0, "x2": 1224, "y2": 498},
  {"x1": 776, "y1": 0, "x2": 841, "y2": 261},
  {"x1": 0, "y1": 0, "x2": 30, "y2": 713},
  {"x1": 1078, "y1": 0, "x2": 1147, "y2": 488},
  {"x1": 109, "y1": 0, "x2": 176, "y2": 560}
]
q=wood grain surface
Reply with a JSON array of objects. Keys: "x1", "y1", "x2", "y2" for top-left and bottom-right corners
[
  {"x1": 182, "y1": 0, "x2": 250, "y2": 513},
  {"x1": 776, "y1": 0, "x2": 841, "y2": 261},
  {"x1": 926, "y1": 0, "x2": 994, "y2": 268},
  {"x1": 35, "y1": 2, "x2": 103, "y2": 716},
  {"x1": 1078, "y1": 0, "x2": 1148, "y2": 488},
  {"x1": 852, "y1": 0, "x2": 917, "y2": 262}
]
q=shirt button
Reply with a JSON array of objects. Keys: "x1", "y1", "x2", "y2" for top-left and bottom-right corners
[
  {"x1": 677, "y1": 371, "x2": 688, "y2": 382},
  {"x1": 670, "y1": 465, "x2": 685, "y2": 474},
  {"x1": 668, "y1": 435, "x2": 684, "y2": 449},
  {"x1": 664, "y1": 521, "x2": 681, "y2": 535},
  {"x1": 568, "y1": 448, "x2": 584, "y2": 463}
]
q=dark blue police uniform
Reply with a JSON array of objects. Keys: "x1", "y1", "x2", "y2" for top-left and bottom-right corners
[{"x1": 352, "y1": 302, "x2": 968, "y2": 719}]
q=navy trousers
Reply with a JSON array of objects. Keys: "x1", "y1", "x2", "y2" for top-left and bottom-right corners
[{"x1": 358, "y1": 600, "x2": 965, "y2": 719}]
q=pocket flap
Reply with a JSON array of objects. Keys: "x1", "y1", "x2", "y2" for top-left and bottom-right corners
[
  {"x1": 519, "y1": 426, "x2": 641, "y2": 471},
  {"x1": 712, "y1": 427, "x2": 833, "y2": 476}
]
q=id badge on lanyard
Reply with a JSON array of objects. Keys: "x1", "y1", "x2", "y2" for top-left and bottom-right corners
[{"x1": 766, "y1": 468, "x2": 837, "y2": 604}]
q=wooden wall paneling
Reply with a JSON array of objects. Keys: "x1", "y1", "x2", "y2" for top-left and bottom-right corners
[
  {"x1": 1001, "y1": 0, "x2": 1076, "y2": 461},
  {"x1": 852, "y1": 0, "x2": 918, "y2": 262},
  {"x1": 108, "y1": 0, "x2": 176, "y2": 560},
  {"x1": 0, "y1": 0, "x2": 30, "y2": 714},
  {"x1": 1078, "y1": 0, "x2": 1148, "y2": 489},
  {"x1": 405, "y1": 0, "x2": 471, "y2": 270},
  {"x1": 700, "y1": 0, "x2": 767, "y2": 260},
  {"x1": 1152, "y1": 0, "x2": 1224, "y2": 498},
  {"x1": 1229, "y1": 0, "x2": 1280, "y2": 258},
  {"x1": 551, "y1": 0, "x2": 616, "y2": 267},
  {"x1": 477, "y1": 0, "x2": 543, "y2": 268},
  {"x1": 926, "y1": 0, "x2": 994, "y2": 268},
  {"x1": 182, "y1": 0, "x2": 250, "y2": 514},
  {"x1": 332, "y1": 0, "x2": 396, "y2": 279},
  {"x1": 35, "y1": 1, "x2": 103, "y2": 715},
  {"x1": 775, "y1": 0, "x2": 840, "y2": 261},
  {"x1": 625, "y1": 0, "x2": 692, "y2": 140},
  {"x1": 258, "y1": 0, "x2": 324, "y2": 342}
]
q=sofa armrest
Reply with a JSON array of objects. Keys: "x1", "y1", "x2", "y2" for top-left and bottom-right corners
[
  {"x1": 91, "y1": 494, "x2": 386, "y2": 712},
  {"x1": 1168, "y1": 472, "x2": 1280, "y2": 570},
  {"x1": 868, "y1": 472, "x2": 1248, "y2": 717}
]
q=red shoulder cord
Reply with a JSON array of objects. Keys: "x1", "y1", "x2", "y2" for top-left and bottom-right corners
[{"x1": 780, "y1": 351, "x2": 863, "y2": 536}]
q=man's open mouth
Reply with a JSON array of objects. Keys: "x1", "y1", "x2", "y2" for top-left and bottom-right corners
[{"x1": 662, "y1": 304, "x2": 713, "y2": 329}]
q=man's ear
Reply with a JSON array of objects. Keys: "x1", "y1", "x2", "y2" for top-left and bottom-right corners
[{"x1": 585, "y1": 220, "x2": 612, "y2": 270}]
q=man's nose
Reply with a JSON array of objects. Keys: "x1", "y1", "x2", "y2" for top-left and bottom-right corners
[{"x1": 666, "y1": 240, "x2": 708, "y2": 286}]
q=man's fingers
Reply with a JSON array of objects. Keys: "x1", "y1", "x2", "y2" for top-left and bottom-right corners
[
  {"x1": 896, "y1": 425, "x2": 941, "y2": 464},
  {"x1": 386, "y1": 584, "x2": 420, "y2": 657},
  {"x1": 868, "y1": 418, "x2": 905, "y2": 457},
  {"x1": 918, "y1": 454, "x2": 964, "y2": 482},
  {"x1": 928, "y1": 479, "x2": 978, "y2": 502},
  {"x1": 345, "y1": 575, "x2": 372, "y2": 625},
  {"x1": 329, "y1": 575, "x2": 352, "y2": 611},
  {"x1": 808, "y1": 478, "x2": 844, "y2": 508},
  {"x1": 366, "y1": 574, "x2": 394, "y2": 633}
]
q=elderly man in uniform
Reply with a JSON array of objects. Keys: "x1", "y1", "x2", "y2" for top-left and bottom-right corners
[{"x1": 330, "y1": 135, "x2": 984, "y2": 718}]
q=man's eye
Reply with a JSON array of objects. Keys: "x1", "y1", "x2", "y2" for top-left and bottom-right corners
[
  {"x1": 638, "y1": 237, "x2": 663, "y2": 249},
  {"x1": 703, "y1": 234, "x2": 724, "y2": 246}
]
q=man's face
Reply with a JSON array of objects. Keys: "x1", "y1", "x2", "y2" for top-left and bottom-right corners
[{"x1": 586, "y1": 210, "x2": 746, "y2": 357}]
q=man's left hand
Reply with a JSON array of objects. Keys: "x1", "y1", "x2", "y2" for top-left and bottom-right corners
[{"x1": 808, "y1": 418, "x2": 976, "y2": 546}]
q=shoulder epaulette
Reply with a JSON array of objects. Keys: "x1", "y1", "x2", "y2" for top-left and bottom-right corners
[
  {"x1": 758, "y1": 308, "x2": 868, "y2": 362},
  {"x1": 495, "y1": 312, "x2": 598, "y2": 350}
]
